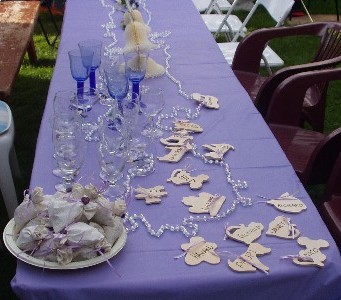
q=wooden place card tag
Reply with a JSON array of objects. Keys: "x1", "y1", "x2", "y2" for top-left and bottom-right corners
[
  {"x1": 267, "y1": 192, "x2": 307, "y2": 213},
  {"x1": 135, "y1": 185, "x2": 167, "y2": 204},
  {"x1": 182, "y1": 192, "x2": 226, "y2": 217},
  {"x1": 202, "y1": 143, "x2": 235, "y2": 160},
  {"x1": 160, "y1": 133, "x2": 193, "y2": 147},
  {"x1": 266, "y1": 216, "x2": 300, "y2": 239},
  {"x1": 167, "y1": 169, "x2": 209, "y2": 190},
  {"x1": 228, "y1": 243, "x2": 271, "y2": 274},
  {"x1": 225, "y1": 222, "x2": 264, "y2": 245},
  {"x1": 158, "y1": 144, "x2": 193, "y2": 163},
  {"x1": 293, "y1": 237, "x2": 329, "y2": 268},
  {"x1": 180, "y1": 236, "x2": 220, "y2": 265},
  {"x1": 173, "y1": 120, "x2": 203, "y2": 133},
  {"x1": 191, "y1": 93, "x2": 219, "y2": 109}
]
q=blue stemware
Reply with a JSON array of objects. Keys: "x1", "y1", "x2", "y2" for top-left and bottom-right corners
[
  {"x1": 124, "y1": 50, "x2": 149, "y2": 100},
  {"x1": 78, "y1": 39, "x2": 102, "y2": 94},
  {"x1": 68, "y1": 48, "x2": 93, "y2": 95},
  {"x1": 104, "y1": 55, "x2": 129, "y2": 112}
]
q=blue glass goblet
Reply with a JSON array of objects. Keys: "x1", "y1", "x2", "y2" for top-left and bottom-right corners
[
  {"x1": 124, "y1": 50, "x2": 149, "y2": 99},
  {"x1": 104, "y1": 56, "x2": 129, "y2": 112},
  {"x1": 78, "y1": 39, "x2": 102, "y2": 94},
  {"x1": 68, "y1": 48, "x2": 93, "y2": 95}
]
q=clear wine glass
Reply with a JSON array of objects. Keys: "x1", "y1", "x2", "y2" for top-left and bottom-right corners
[
  {"x1": 140, "y1": 87, "x2": 165, "y2": 138},
  {"x1": 68, "y1": 48, "x2": 93, "y2": 95},
  {"x1": 78, "y1": 39, "x2": 102, "y2": 94},
  {"x1": 124, "y1": 50, "x2": 149, "y2": 97},
  {"x1": 104, "y1": 55, "x2": 129, "y2": 112},
  {"x1": 97, "y1": 116, "x2": 127, "y2": 199},
  {"x1": 123, "y1": 101, "x2": 155, "y2": 177},
  {"x1": 53, "y1": 90, "x2": 78, "y2": 115},
  {"x1": 53, "y1": 120, "x2": 86, "y2": 192}
]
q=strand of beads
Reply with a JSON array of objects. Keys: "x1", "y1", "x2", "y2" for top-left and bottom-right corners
[
  {"x1": 124, "y1": 212, "x2": 199, "y2": 238},
  {"x1": 99, "y1": 0, "x2": 120, "y2": 56},
  {"x1": 158, "y1": 103, "x2": 204, "y2": 132},
  {"x1": 138, "y1": 0, "x2": 152, "y2": 25},
  {"x1": 191, "y1": 143, "x2": 252, "y2": 206}
]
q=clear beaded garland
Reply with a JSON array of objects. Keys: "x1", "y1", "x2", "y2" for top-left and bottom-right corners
[{"x1": 96, "y1": 0, "x2": 252, "y2": 239}]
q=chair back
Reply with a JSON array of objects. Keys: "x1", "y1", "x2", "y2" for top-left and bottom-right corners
[
  {"x1": 266, "y1": 67, "x2": 341, "y2": 126},
  {"x1": 231, "y1": 0, "x2": 295, "y2": 42},
  {"x1": 314, "y1": 24, "x2": 341, "y2": 62},
  {"x1": 255, "y1": 55, "x2": 341, "y2": 118},
  {"x1": 321, "y1": 152, "x2": 341, "y2": 204},
  {"x1": 308, "y1": 128, "x2": 341, "y2": 184}
]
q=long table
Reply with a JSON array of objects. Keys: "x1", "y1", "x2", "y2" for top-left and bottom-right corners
[{"x1": 11, "y1": 0, "x2": 341, "y2": 299}]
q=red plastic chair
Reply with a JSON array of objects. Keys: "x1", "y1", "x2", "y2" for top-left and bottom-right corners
[
  {"x1": 266, "y1": 67, "x2": 341, "y2": 185},
  {"x1": 318, "y1": 153, "x2": 341, "y2": 251},
  {"x1": 232, "y1": 22, "x2": 341, "y2": 132}
]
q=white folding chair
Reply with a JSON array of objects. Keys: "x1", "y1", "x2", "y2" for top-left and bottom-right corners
[
  {"x1": 218, "y1": 0, "x2": 295, "y2": 71},
  {"x1": 0, "y1": 100, "x2": 20, "y2": 218},
  {"x1": 201, "y1": 0, "x2": 248, "y2": 41},
  {"x1": 192, "y1": 0, "x2": 231, "y2": 14}
]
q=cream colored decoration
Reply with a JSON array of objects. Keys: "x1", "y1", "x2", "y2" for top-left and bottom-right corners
[
  {"x1": 228, "y1": 243, "x2": 271, "y2": 273},
  {"x1": 123, "y1": 9, "x2": 144, "y2": 26},
  {"x1": 145, "y1": 58, "x2": 165, "y2": 78},
  {"x1": 180, "y1": 236, "x2": 220, "y2": 265},
  {"x1": 173, "y1": 120, "x2": 203, "y2": 133},
  {"x1": 167, "y1": 169, "x2": 209, "y2": 190},
  {"x1": 135, "y1": 185, "x2": 168, "y2": 204},
  {"x1": 182, "y1": 192, "x2": 226, "y2": 217},
  {"x1": 191, "y1": 93, "x2": 219, "y2": 109},
  {"x1": 158, "y1": 143, "x2": 193, "y2": 163},
  {"x1": 267, "y1": 192, "x2": 307, "y2": 213},
  {"x1": 122, "y1": 21, "x2": 156, "y2": 53},
  {"x1": 202, "y1": 143, "x2": 235, "y2": 160},
  {"x1": 225, "y1": 222, "x2": 264, "y2": 245},
  {"x1": 266, "y1": 216, "x2": 300, "y2": 239},
  {"x1": 293, "y1": 237, "x2": 329, "y2": 268},
  {"x1": 160, "y1": 133, "x2": 193, "y2": 147},
  {"x1": 122, "y1": 9, "x2": 165, "y2": 78}
]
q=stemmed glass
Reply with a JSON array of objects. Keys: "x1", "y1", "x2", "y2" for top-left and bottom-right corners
[
  {"x1": 104, "y1": 55, "x2": 129, "y2": 112},
  {"x1": 124, "y1": 50, "x2": 149, "y2": 98},
  {"x1": 140, "y1": 87, "x2": 165, "y2": 138},
  {"x1": 53, "y1": 119, "x2": 86, "y2": 192},
  {"x1": 78, "y1": 39, "x2": 102, "y2": 94},
  {"x1": 97, "y1": 116, "x2": 127, "y2": 199},
  {"x1": 68, "y1": 48, "x2": 93, "y2": 95},
  {"x1": 52, "y1": 90, "x2": 80, "y2": 178},
  {"x1": 119, "y1": 95, "x2": 155, "y2": 177}
]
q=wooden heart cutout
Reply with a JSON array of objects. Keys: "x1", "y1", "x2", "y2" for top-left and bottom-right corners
[
  {"x1": 266, "y1": 216, "x2": 300, "y2": 239},
  {"x1": 225, "y1": 222, "x2": 264, "y2": 245}
]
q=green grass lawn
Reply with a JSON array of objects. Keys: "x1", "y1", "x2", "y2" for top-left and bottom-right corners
[{"x1": 0, "y1": 2, "x2": 340, "y2": 299}]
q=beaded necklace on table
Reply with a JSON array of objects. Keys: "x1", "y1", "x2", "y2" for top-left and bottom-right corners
[{"x1": 98, "y1": 0, "x2": 252, "y2": 238}]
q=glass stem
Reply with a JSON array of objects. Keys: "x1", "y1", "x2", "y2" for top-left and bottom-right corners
[
  {"x1": 63, "y1": 175, "x2": 74, "y2": 193},
  {"x1": 89, "y1": 68, "x2": 96, "y2": 94},
  {"x1": 77, "y1": 81, "x2": 84, "y2": 95},
  {"x1": 132, "y1": 81, "x2": 140, "y2": 100}
]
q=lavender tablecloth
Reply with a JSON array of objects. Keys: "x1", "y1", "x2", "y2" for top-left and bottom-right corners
[{"x1": 11, "y1": 0, "x2": 341, "y2": 299}]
